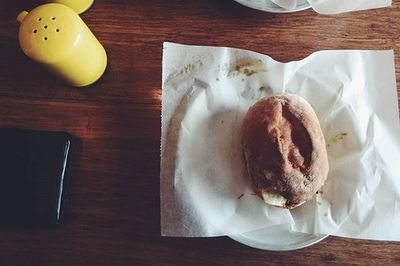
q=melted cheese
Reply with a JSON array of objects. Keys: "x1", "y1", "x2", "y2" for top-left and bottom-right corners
[{"x1": 262, "y1": 191, "x2": 287, "y2": 207}]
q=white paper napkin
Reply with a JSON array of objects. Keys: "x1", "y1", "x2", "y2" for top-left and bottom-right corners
[{"x1": 161, "y1": 42, "x2": 400, "y2": 241}]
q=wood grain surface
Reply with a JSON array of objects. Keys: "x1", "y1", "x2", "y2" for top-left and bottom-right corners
[{"x1": 1, "y1": 0, "x2": 400, "y2": 265}]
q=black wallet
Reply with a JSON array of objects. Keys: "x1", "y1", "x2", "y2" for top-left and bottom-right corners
[{"x1": 0, "y1": 128, "x2": 71, "y2": 227}]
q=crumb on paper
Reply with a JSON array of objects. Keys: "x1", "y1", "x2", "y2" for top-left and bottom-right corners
[
  {"x1": 216, "y1": 78, "x2": 220, "y2": 81},
  {"x1": 220, "y1": 120, "x2": 224, "y2": 124},
  {"x1": 259, "y1": 86, "x2": 269, "y2": 92},
  {"x1": 235, "y1": 65, "x2": 257, "y2": 76},
  {"x1": 238, "y1": 193, "x2": 244, "y2": 199},
  {"x1": 227, "y1": 59, "x2": 267, "y2": 78},
  {"x1": 317, "y1": 190, "x2": 324, "y2": 195},
  {"x1": 327, "y1": 132, "x2": 348, "y2": 148},
  {"x1": 324, "y1": 213, "x2": 328, "y2": 217},
  {"x1": 317, "y1": 202, "x2": 322, "y2": 205}
]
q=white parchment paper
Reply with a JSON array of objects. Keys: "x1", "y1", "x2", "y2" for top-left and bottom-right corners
[
  {"x1": 160, "y1": 42, "x2": 400, "y2": 241},
  {"x1": 235, "y1": 0, "x2": 392, "y2": 14}
]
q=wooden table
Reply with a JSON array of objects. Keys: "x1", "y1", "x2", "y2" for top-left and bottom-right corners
[{"x1": 1, "y1": 0, "x2": 399, "y2": 264}]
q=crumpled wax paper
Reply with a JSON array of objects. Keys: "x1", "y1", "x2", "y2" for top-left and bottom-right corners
[
  {"x1": 235, "y1": 0, "x2": 392, "y2": 14},
  {"x1": 160, "y1": 42, "x2": 400, "y2": 241}
]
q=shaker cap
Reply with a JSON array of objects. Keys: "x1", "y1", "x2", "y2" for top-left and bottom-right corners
[
  {"x1": 47, "y1": 0, "x2": 95, "y2": 14},
  {"x1": 17, "y1": 4, "x2": 82, "y2": 64}
]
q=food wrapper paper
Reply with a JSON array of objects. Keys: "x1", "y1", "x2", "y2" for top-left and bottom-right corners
[{"x1": 160, "y1": 42, "x2": 400, "y2": 241}]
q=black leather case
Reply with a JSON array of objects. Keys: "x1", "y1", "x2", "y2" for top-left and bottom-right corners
[{"x1": 0, "y1": 128, "x2": 71, "y2": 227}]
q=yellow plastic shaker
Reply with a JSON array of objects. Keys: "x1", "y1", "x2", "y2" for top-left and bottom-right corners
[
  {"x1": 17, "y1": 3, "x2": 107, "y2": 87},
  {"x1": 47, "y1": 0, "x2": 95, "y2": 14}
]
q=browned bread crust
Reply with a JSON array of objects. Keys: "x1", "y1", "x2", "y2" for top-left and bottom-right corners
[{"x1": 242, "y1": 93, "x2": 329, "y2": 209}]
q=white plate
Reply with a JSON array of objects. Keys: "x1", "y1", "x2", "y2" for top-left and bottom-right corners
[
  {"x1": 177, "y1": 84, "x2": 328, "y2": 251},
  {"x1": 230, "y1": 224, "x2": 328, "y2": 251},
  {"x1": 234, "y1": 0, "x2": 311, "y2": 13}
]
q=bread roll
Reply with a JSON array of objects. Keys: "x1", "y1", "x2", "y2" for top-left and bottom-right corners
[{"x1": 242, "y1": 93, "x2": 329, "y2": 209}]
